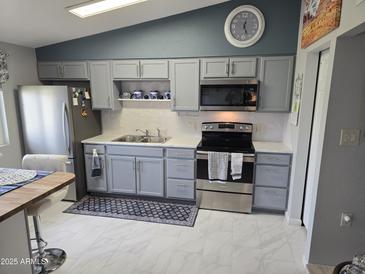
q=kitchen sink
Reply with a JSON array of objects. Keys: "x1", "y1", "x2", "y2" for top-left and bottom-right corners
[
  {"x1": 112, "y1": 135, "x2": 171, "y2": 144},
  {"x1": 139, "y1": 136, "x2": 171, "y2": 143}
]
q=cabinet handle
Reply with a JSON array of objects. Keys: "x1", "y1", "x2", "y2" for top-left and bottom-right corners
[
  {"x1": 136, "y1": 64, "x2": 140, "y2": 78},
  {"x1": 140, "y1": 65, "x2": 143, "y2": 78},
  {"x1": 137, "y1": 161, "x2": 141, "y2": 192},
  {"x1": 133, "y1": 161, "x2": 136, "y2": 170},
  {"x1": 225, "y1": 63, "x2": 229, "y2": 75},
  {"x1": 231, "y1": 62, "x2": 234, "y2": 75}
]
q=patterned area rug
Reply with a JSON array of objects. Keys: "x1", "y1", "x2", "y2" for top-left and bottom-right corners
[{"x1": 64, "y1": 195, "x2": 198, "y2": 227}]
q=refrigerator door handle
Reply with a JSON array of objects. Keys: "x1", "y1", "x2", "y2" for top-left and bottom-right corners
[{"x1": 62, "y1": 102, "x2": 71, "y2": 155}]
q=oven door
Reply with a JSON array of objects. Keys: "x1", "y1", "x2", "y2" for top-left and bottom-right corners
[
  {"x1": 196, "y1": 151, "x2": 255, "y2": 194},
  {"x1": 200, "y1": 80, "x2": 258, "y2": 111}
]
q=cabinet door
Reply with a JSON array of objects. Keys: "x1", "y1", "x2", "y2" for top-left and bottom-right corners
[
  {"x1": 107, "y1": 155, "x2": 136, "y2": 194},
  {"x1": 229, "y1": 57, "x2": 257, "y2": 78},
  {"x1": 112, "y1": 60, "x2": 140, "y2": 79},
  {"x1": 89, "y1": 61, "x2": 113, "y2": 109},
  {"x1": 139, "y1": 59, "x2": 168, "y2": 79},
  {"x1": 136, "y1": 157, "x2": 164, "y2": 197},
  {"x1": 201, "y1": 58, "x2": 229, "y2": 78},
  {"x1": 38, "y1": 62, "x2": 62, "y2": 79},
  {"x1": 85, "y1": 154, "x2": 107, "y2": 192},
  {"x1": 62, "y1": 62, "x2": 89, "y2": 80},
  {"x1": 170, "y1": 59, "x2": 200, "y2": 111},
  {"x1": 258, "y1": 56, "x2": 294, "y2": 112}
]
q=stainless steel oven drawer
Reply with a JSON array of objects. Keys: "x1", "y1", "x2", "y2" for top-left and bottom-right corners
[
  {"x1": 197, "y1": 179, "x2": 253, "y2": 194},
  {"x1": 167, "y1": 179, "x2": 195, "y2": 200},
  {"x1": 197, "y1": 190, "x2": 252, "y2": 213}
]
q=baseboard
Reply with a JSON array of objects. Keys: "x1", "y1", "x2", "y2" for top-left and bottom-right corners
[{"x1": 285, "y1": 211, "x2": 302, "y2": 226}]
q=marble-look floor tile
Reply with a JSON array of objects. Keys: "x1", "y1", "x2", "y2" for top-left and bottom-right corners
[{"x1": 35, "y1": 202, "x2": 310, "y2": 274}]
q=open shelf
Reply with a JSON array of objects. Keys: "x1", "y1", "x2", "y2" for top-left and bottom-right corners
[{"x1": 118, "y1": 98, "x2": 171, "y2": 102}]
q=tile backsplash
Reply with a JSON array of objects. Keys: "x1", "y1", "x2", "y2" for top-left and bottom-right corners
[{"x1": 102, "y1": 102, "x2": 288, "y2": 142}]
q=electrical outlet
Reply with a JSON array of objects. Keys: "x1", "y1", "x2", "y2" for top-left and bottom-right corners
[
  {"x1": 340, "y1": 213, "x2": 353, "y2": 227},
  {"x1": 340, "y1": 129, "x2": 361, "y2": 146}
]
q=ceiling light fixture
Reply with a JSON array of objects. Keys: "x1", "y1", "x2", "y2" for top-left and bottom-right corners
[{"x1": 68, "y1": 0, "x2": 147, "y2": 18}]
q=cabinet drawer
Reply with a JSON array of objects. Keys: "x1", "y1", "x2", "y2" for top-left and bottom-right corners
[
  {"x1": 254, "y1": 187, "x2": 287, "y2": 210},
  {"x1": 256, "y1": 153, "x2": 291, "y2": 165},
  {"x1": 84, "y1": 144, "x2": 105, "y2": 155},
  {"x1": 107, "y1": 145, "x2": 163, "y2": 157},
  {"x1": 167, "y1": 159, "x2": 195, "y2": 179},
  {"x1": 167, "y1": 179, "x2": 195, "y2": 200},
  {"x1": 255, "y1": 165, "x2": 290, "y2": 188},
  {"x1": 166, "y1": 148, "x2": 195, "y2": 159}
]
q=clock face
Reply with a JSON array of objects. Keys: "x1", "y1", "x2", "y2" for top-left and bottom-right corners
[
  {"x1": 224, "y1": 5, "x2": 265, "y2": 48},
  {"x1": 230, "y1": 11, "x2": 259, "y2": 42}
]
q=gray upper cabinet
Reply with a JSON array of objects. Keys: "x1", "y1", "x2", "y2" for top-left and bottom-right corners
[
  {"x1": 170, "y1": 59, "x2": 200, "y2": 111},
  {"x1": 201, "y1": 58, "x2": 229, "y2": 78},
  {"x1": 258, "y1": 56, "x2": 294, "y2": 112},
  {"x1": 112, "y1": 59, "x2": 168, "y2": 79},
  {"x1": 136, "y1": 157, "x2": 164, "y2": 197},
  {"x1": 140, "y1": 60, "x2": 168, "y2": 79},
  {"x1": 107, "y1": 155, "x2": 136, "y2": 194},
  {"x1": 89, "y1": 61, "x2": 120, "y2": 110},
  {"x1": 38, "y1": 62, "x2": 61, "y2": 79},
  {"x1": 112, "y1": 60, "x2": 140, "y2": 79},
  {"x1": 230, "y1": 57, "x2": 257, "y2": 78},
  {"x1": 38, "y1": 61, "x2": 88, "y2": 80},
  {"x1": 62, "y1": 62, "x2": 89, "y2": 79},
  {"x1": 201, "y1": 57, "x2": 257, "y2": 79}
]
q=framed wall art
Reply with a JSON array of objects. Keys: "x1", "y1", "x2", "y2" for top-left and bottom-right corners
[{"x1": 301, "y1": 0, "x2": 342, "y2": 48}]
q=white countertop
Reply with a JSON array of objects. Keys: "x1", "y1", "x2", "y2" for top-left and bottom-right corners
[
  {"x1": 253, "y1": 141, "x2": 292, "y2": 154},
  {"x1": 82, "y1": 133, "x2": 202, "y2": 149}
]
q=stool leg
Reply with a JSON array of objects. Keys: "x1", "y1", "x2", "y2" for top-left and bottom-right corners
[{"x1": 33, "y1": 215, "x2": 46, "y2": 273}]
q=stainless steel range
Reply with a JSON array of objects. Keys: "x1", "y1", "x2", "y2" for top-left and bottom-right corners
[{"x1": 196, "y1": 122, "x2": 255, "y2": 213}]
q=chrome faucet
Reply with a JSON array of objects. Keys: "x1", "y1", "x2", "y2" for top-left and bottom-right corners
[
  {"x1": 156, "y1": 128, "x2": 161, "y2": 137},
  {"x1": 136, "y1": 129, "x2": 150, "y2": 137}
]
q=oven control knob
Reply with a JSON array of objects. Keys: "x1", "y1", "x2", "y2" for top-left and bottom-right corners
[
  {"x1": 239, "y1": 126, "x2": 244, "y2": 130},
  {"x1": 203, "y1": 125, "x2": 208, "y2": 129},
  {"x1": 209, "y1": 125, "x2": 214, "y2": 129}
]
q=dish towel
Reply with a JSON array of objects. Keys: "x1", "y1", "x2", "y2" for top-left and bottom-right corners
[
  {"x1": 208, "y1": 152, "x2": 229, "y2": 183},
  {"x1": 91, "y1": 149, "x2": 102, "y2": 177},
  {"x1": 230, "y1": 153, "x2": 243, "y2": 180}
]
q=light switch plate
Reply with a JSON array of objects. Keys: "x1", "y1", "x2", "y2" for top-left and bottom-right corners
[{"x1": 340, "y1": 129, "x2": 361, "y2": 146}]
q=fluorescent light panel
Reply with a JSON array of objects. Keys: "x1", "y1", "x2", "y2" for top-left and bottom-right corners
[{"x1": 68, "y1": 0, "x2": 147, "y2": 18}]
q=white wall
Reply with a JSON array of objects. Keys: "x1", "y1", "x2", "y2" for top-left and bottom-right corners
[
  {"x1": 283, "y1": 0, "x2": 365, "y2": 266},
  {"x1": 285, "y1": 0, "x2": 365, "y2": 225},
  {"x1": 0, "y1": 41, "x2": 39, "y2": 168},
  {"x1": 102, "y1": 102, "x2": 289, "y2": 142}
]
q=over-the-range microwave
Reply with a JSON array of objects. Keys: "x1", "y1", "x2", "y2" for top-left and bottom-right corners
[{"x1": 200, "y1": 79, "x2": 259, "y2": 111}]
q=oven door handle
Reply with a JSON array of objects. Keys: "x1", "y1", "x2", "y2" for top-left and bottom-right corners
[{"x1": 196, "y1": 151, "x2": 255, "y2": 162}]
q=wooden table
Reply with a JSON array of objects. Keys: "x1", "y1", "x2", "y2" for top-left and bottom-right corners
[
  {"x1": 0, "y1": 171, "x2": 75, "y2": 222},
  {"x1": 0, "y1": 171, "x2": 75, "y2": 274}
]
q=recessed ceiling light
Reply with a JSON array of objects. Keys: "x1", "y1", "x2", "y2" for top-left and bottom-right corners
[{"x1": 68, "y1": 0, "x2": 147, "y2": 18}]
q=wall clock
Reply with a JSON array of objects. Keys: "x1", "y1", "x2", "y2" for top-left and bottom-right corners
[{"x1": 224, "y1": 5, "x2": 265, "y2": 48}]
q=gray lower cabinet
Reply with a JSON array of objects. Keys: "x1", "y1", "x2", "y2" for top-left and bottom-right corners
[
  {"x1": 253, "y1": 152, "x2": 292, "y2": 211},
  {"x1": 166, "y1": 148, "x2": 196, "y2": 200},
  {"x1": 107, "y1": 155, "x2": 136, "y2": 194},
  {"x1": 84, "y1": 153, "x2": 107, "y2": 192},
  {"x1": 136, "y1": 157, "x2": 164, "y2": 197},
  {"x1": 258, "y1": 56, "x2": 294, "y2": 112}
]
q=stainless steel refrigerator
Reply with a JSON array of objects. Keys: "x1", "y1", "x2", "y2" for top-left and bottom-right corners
[{"x1": 18, "y1": 84, "x2": 101, "y2": 201}]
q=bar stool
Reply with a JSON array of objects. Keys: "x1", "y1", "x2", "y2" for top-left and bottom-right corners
[{"x1": 22, "y1": 154, "x2": 71, "y2": 274}]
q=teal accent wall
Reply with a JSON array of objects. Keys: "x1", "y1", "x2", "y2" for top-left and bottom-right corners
[{"x1": 36, "y1": 0, "x2": 301, "y2": 61}]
